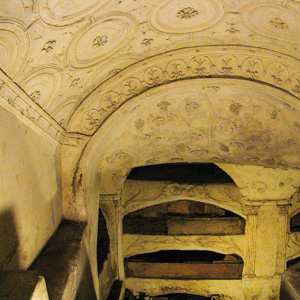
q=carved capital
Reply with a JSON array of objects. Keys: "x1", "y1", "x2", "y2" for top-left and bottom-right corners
[
  {"x1": 245, "y1": 205, "x2": 260, "y2": 215},
  {"x1": 277, "y1": 204, "x2": 289, "y2": 215}
]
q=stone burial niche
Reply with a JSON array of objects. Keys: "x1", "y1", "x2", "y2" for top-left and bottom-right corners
[
  {"x1": 124, "y1": 250, "x2": 244, "y2": 279},
  {"x1": 123, "y1": 200, "x2": 245, "y2": 236},
  {"x1": 122, "y1": 163, "x2": 247, "y2": 297}
]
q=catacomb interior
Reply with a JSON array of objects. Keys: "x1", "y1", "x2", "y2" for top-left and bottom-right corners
[{"x1": 2, "y1": 0, "x2": 300, "y2": 299}]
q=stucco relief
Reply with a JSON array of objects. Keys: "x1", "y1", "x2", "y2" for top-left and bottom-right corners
[
  {"x1": 37, "y1": 0, "x2": 110, "y2": 26},
  {"x1": 286, "y1": 232, "x2": 300, "y2": 261},
  {"x1": 242, "y1": 3, "x2": 300, "y2": 42},
  {"x1": 0, "y1": 20, "x2": 29, "y2": 79},
  {"x1": 122, "y1": 181, "x2": 243, "y2": 217},
  {"x1": 67, "y1": 14, "x2": 137, "y2": 68},
  {"x1": 89, "y1": 79, "x2": 300, "y2": 172},
  {"x1": 67, "y1": 47, "x2": 300, "y2": 136},
  {"x1": 0, "y1": 70, "x2": 65, "y2": 142},
  {"x1": 150, "y1": 0, "x2": 224, "y2": 34},
  {"x1": 123, "y1": 234, "x2": 245, "y2": 260},
  {"x1": 21, "y1": 65, "x2": 63, "y2": 111}
]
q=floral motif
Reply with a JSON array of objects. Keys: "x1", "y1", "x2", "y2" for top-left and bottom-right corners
[
  {"x1": 190, "y1": 56, "x2": 212, "y2": 75},
  {"x1": 226, "y1": 22, "x2": 240, "y2": 34},
  {"x1": 269, "y1": 64, "x2": 287, "y2": 85},
  {"x1": 152, "y1": 116, "x2": 165, "y2": 127},
  {"x1": 229, "y1": 103, "x2": 242, "y2": 115},
  {"x1": 185, "y1": 101, "x2": 199, "y2": 113},
  {"x1": 70, "y1": 78, "x2": 82, "y2": 88},
  {"x1": 290, "y1": 75, "x2": 300, "y2": 93},
  {"x1": 122, "y1": 78, "x2": 142, "y2": 96},
  {"x1": 105, "y1": 151, "x2": 134, "y2": 166},
  {"x1": 217, "y1": 57, "x2": 238, "y2": 75},
  {"x1": 270, "y1": 110, "x2": 277, "y2": 119},
  {"x1": 144, "y1": 67, "x2": 164, "y2": 85},
  {"x1": 30, "y1": 90, "x2": 41, "y2": 102},
  {"x1": 93, "y1": 36, "x2": 108, "y2": 47},
  {"x1": 170, "y1": 184, "x2": 183, "y2": 196},
  {"x1": 219, "y1": 121, "x2": 238, "y2": 135},
  {"x1": 175, "y1": 143, "x2": 190, "y2": 154},
  {"x1": 241, "y1": 58, "x2": 264, "y2": 79},
  {"x1": 166, "y1": 60, "x2": 187, "y2": 79},
  {"x1": 157, "y1": 101, "x2": 170, "y2": 111},
  {"x1": 220, "y1": 143, "x2": 229, "y2": 152},
  {"x1": 141, "y1": 38, "x2": 153, "y2": 46},
  {"x1": 135, "y1": 118, "x2": 144, "y2": 129},
  {"x1": 84, "y1": 109, "x2": 102, "y2": 131},
  {"x1": 269, "y1": 18, "x2": 288, "y2": 29},
  {"x1": 177, "y1": 7, "x2": 199, "y2": 19},
  {"x1": 41, "y1": 40, "x2": 56, "y2": 53},
  {"x1": 102, "y1": 92, "x2": 120, "y2": 112}
]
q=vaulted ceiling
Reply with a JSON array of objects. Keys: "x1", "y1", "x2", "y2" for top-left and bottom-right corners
[
  {"x1": 2, "y1": 0, "x2": 300, "y2": 175},
  {"x1": 2, "y1": 0, "x2": 300, "y2": 123}
]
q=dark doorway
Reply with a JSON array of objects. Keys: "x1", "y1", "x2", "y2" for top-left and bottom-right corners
[{"x1": 97, "y1": 209, "x2": 110, "y2": 274}]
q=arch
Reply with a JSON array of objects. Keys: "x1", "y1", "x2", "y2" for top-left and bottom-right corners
[
  {"x1": 126, "y1": 163, "x2": 235, "y2": 183},
  {"x1": 123, "y1": 199, "x2": 245, "y2": 236},
  {"x1": 60, "y1": 47, "x2": 300, "y2": 297},
  {"x1": 67, "y1": 45, "x2": 300, "y2": 135}
]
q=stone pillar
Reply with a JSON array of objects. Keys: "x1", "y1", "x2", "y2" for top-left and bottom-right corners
[
  {"x1": 244, "y1": 205, "x2": 260, "y2": 277},
  {"x1": 276, "y1": 205, "x2": 289, "y2": 274}
]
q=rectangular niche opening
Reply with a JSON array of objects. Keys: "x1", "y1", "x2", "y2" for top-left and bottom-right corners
[
  {"x1": 123, "y1": 200, "x2": 245, "y2": 235},
  {"x1": 125, "y1": 250, "x2": 243, "y2": 279}
]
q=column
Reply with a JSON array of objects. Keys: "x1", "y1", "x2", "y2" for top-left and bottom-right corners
[
  {"x1": 244, "y1": 205, "x2": 260, "y2": 277},
  {"x1": 275, "y1": 205, "x2": 289, "y2": 274}
]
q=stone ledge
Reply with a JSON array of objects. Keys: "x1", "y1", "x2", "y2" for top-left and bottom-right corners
[
  {"x1": 29, "y1": 220, "x2": 96, "y2": 300},
  {"x1": 0, "y1": 270, "x2": 49, "y2": 300}
]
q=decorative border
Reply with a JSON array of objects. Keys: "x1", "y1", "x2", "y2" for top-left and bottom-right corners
[
  {"x1": 0, "y1": 69, "x2": 65, "y2": 143},
  {"x1": 67, "y1": 46, "x2": 300, "y2": 135}
]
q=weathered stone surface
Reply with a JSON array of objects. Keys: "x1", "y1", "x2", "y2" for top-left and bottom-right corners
[
  {"x1": 30, "y1": 220, "x2": 96, "y2": 300},
  {"x1": 2, "y1": 1, "x2": 300, "y2": 299},
  {"x1": 280, "y1": 262, "x2": 300, "y2": 300}
]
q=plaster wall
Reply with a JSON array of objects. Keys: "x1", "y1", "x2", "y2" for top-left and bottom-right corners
[{"x1": 0, "y1": 105, "x2": 62, "y2": 270}]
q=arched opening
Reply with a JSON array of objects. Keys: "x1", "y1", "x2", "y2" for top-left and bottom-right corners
[
  {"x1": 287, "y1": 256, "x2": 300, "y2": 268},
  {"x1": 127, "y1": 163, "x2": 235, "y2": 183},
  {"x1": 124, "y1": 250, "x2": 243, "y2": 279},
  {"x1": 290, "y1": 211, "x2": 300, "y2": 232},
  {"x1": 97, "y1": 208, "x2": 110, "y2": 275}
]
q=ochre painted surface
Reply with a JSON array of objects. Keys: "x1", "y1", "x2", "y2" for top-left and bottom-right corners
[{"x1": 2, "y1": 0, "x2": 300, "y2": 299}]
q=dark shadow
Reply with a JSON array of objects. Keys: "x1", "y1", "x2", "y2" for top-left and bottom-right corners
[
  {"x1": 127, "y1": 163, "x2": 234, "y2": 183},
  {"x1": 280, "y1": 261, "x2": 300, "y2": 300},
  {"x1": 152, "y1": 294, "x2": 211, "y2": 300},
  {"x1": 107, "y1": 280, "x2": 123, "y2": 300},
  {"x1": 30, "y1": 220, "x2": 87, "y2": 300},
  {"x1": 290, "y1": 211, "x2": 300, "y2": 232},
  {"x1": 0, "y1": 209, "x2": 20, "y2": 270},
  {"x1": 97, "y1": 208, "x2": 110, "y2": 274},
  {"x1": 287, "y1": 256, "x2": 300, "y2": 268},
  {"x1": 75, "y1": 259, "x2": 97, "y2": 300}
]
